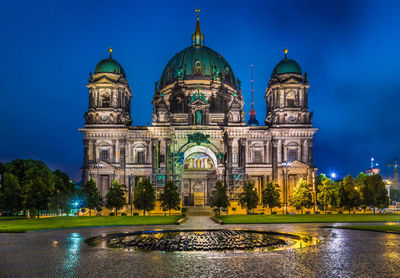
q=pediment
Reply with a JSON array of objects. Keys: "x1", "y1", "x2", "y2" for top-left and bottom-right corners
[
  {"x1": 289, "y1": 160, "x2": 310, "y2": 168},
  {"x1": 283, "y1": 77, "x2": 302, "y2": 84},
  {"x1": 94, "y1": 75, "x2": 117, "y2": 84},
  {"x1": 97, "y1": 161, "x2": 116, "y2": 169},
  {"x1": 189, "y1": 98, "x2": 209, "y2": 106}
]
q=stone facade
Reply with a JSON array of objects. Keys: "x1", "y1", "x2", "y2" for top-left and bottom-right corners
[{"x1": 80, "y1": 19, "x2": 317, "y2": 207}]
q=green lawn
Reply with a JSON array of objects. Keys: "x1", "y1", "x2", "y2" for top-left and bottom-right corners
[
  {"x1": 216, "y1": 214, "x2": 400, "y2": 224},
  {"x1": 0, "y1": 216, "x2": 182, "y2": 232},
  {"x1": 0, "y1": 216, "x2": 28, "y2": 221},
  {"x1": 330, "y1": 225, "x2": 400, "y2": 234}
]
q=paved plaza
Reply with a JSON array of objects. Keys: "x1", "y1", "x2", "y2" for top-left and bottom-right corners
[{"x1": 1, "y1": 217, "x2": 400, "y2": 277}]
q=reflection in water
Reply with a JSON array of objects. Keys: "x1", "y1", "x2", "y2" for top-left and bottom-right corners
[
  {"x1": 325, "y1": 229, "x2": 352, "y2": 277},
  {"x1": 63, "y1": 233, "x2": 82, "y2": 275},
  {"x1": 382, "y1": 233, "x2": 400, "y2": 273}
]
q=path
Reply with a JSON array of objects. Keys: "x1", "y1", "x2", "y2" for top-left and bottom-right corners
[{"x1": 180, "y1": 216, "x2": 221, "y2": 229}]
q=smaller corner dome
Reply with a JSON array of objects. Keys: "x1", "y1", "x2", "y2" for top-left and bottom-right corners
[
  {"x1": 272, "y1": 59, "x2": 302, "y2": 76},
  {"x1": 94, "y1": 49, "x2": 126, "y2": 76},
  {"x1": 271, "y1": 49, "x2": 302, "y2": 77}
]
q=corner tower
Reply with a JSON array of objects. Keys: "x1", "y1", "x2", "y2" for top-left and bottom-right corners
[
  {"x1": 81, "y1": 49, "x2": 132, "y2": 194},
  {"x1": 85, "y1": 48, "x2": 132, "y2": 127},
  {"x1": 265, "y1": 49, "x2": 311, "y2": 127}
]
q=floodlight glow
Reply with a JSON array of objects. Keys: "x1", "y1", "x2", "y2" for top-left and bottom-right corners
[{"x1": 331, "y1": 173, "x2": 336, "y2": 179}]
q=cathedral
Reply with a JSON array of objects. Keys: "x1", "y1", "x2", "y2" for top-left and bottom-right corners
[{"x1": 80, "y1": 14, "x2": 317, "y2": 207}]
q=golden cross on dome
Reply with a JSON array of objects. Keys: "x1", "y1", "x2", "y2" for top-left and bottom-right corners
[
  {"x1": 195, "y1": 8, "x2": 200, "y2": 21},
  {"x1": 283, "y1": 48, "x2": 288, "y2": 59},
  {"x1": 109, "y1": 47, "x2": 113, "y2": 58}
]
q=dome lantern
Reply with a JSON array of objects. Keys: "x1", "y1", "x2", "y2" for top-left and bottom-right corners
[{"x1": 192, "y1": 8, "x2": 204, "y2": 47}]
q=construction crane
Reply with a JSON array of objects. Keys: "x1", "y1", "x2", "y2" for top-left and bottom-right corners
[{"x1": 387, "y1": 160, "x2": 399, "y2": 190}]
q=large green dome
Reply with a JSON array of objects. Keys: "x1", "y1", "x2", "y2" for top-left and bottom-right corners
[
  {"x1": 159, "y1": 19, "x2": 236, "y2": 90},
  {"x1": 95, "y1": 57, "x2": 125, "y2": 76},
  {"x1": 271, "y1": 50, "x2": 302, "y2": 76},
  {"x1": 159, "y1": 46, "x2": 236, "y2": 90}
]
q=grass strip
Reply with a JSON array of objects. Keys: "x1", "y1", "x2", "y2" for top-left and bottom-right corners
[
  {"x1": 0, "y1": 216, "x2": 182, "y2": 232},
  {"x1": 216, "y1": 214, "x2": 400, "y2": 224}
]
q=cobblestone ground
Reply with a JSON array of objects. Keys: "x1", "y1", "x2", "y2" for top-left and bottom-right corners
[{"x1": 1, "y1": 217, "x2": 400, "y2": 278}]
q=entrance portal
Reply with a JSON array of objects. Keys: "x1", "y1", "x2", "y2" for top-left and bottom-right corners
[{"x1": 181, "y1": 151, "x2": 217, "y2": 206}]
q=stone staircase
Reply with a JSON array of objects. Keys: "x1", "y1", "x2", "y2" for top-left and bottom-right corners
[{"x1": 184, "y1": 206, "x2": 214, "y2": 216}]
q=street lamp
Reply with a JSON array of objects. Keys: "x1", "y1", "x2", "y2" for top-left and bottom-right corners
[
  {"x1": 129, "y1": 174, "x2": 134, "y2": 216},
  {"x1": 331, "y1": 173, "x2": 336, "y2": 180},
  {"x1": 282, "y1": 161, "x2": 292, "y2": 214}
]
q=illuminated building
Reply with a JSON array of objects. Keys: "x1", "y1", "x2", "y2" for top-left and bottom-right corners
[{"x1": 80, "y1": 12, "x2": 317, "y2": 206}]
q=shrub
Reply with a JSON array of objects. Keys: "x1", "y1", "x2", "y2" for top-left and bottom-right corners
[
  {"x1": 305, "y1": 211, "x2": 310, "y2": 214},
  {"x1": 81, "y1": 208, "x2": 86, "y2": 213},
  {"x1": 315, "y1": 211, "x2": 320, "y2": 214},
  {"x1": 213, "y1": 208, "x2": 220, "y2": 215},
  {"x1": 327, "y1": 211, "x2": 332, "y2": 214},
  {"x1": 271, "y1": 211, "x2": 277, "y2": 215},
  {"x1": 338, "y1": 211, "x2": 343, "y2": 214},
  {"x1": 133, "y1": 212, "x2": 139, "y2": 216},
  {"x1": 109, "y1": 212, "x2": 115, "y2": 216},
  {"x1": 121, "y1": 212, "x2": 127, "y2": 216},
  {"x1": 29, "y1": 208, "x2": 38, "y2": 218}
]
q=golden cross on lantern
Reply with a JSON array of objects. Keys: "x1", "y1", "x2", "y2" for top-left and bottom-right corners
[{"x1": 195, "y1": 8, "x2": 200, "y2": 20}]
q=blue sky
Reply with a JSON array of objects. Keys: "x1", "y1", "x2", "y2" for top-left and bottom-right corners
[{"x1": 1, "y1": 0, "x2": 400, "y2": 181}]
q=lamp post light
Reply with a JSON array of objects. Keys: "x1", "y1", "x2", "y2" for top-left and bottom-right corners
[
  {"x1": 282, "y1": 161, "x2": 292, "y2": 214},
  {"x1": 129, "y1": 174, "x2": 134, "y2": 216}
]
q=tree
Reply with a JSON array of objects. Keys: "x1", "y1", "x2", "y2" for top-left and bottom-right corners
[
  {"x1": 315, "y1": 174, "x2": 328, "y2": 206},
  {"x1": 82, "y1": 178, "x2": 101, "y2": 216},
  {"x1": 133, "y1": 177, "x2": 156, "y2": 216},
  {"x1": 317, "y1": 178, "x2": 339, "y2": 213},
  {"x1": 390, "y1": 189, "x2": 400, "y2": 202},
  {"x1": 291, "y1": 179, "x2": 313, "y2": 214},
  {"x1": 209, "y1": 180, "x2": 230, "y2": 215},
  {"x1": 0, "y1": 173, "x2": 24, "y2": 213},
  {"x1": 25, "y1": 177, "x2": 54, "y2": 218},
  {"x1": 361, "y1": 174, "x2": 389, "y2": 213},
  {"x1": 50, "y1": 170, "x2": 75, "y2": 215},
  {"x1": 239, "y1": 180, "x2": 259, "y2": 214},
  {"x1": 338, "y1": 176, "x2": 361, "y2": 213},
  {"x1": 160, "y1": 180, "x2": 181, "y2": 215},
  {"x1": 261, "y1": 182, "x2": 281, "y2": 214},
  {"x1": 106, "y1": 180, "x2": 126, "y2": 216}
]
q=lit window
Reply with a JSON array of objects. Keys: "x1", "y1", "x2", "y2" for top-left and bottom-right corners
[{"x1": 233, "y1": 153, "x2": 238, "y2": 164}]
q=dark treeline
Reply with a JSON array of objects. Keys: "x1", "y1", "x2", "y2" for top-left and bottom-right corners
[
  {"x1": 0, "y1": 159, "x2": 78, "y2": 217},
  {"x1": 315, "y1": 173, "x2": 390, "y2": 213}
]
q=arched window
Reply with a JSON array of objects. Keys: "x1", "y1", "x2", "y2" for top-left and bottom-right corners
[
  {"x1": 102, "y1": 93, "x2": 110, "y2": 107},
  {"x1": 286, "y1": 92, "x2": 295, "y2": 108}
]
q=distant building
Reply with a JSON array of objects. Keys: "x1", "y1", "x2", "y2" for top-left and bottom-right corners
[{"x1": 366, "y1": 157, "x2": 380, "y2": 176}]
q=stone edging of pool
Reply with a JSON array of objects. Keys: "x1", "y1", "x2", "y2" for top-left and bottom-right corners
[{"x1": 322, "y1": 225, "x2": 400, "y2": 234}]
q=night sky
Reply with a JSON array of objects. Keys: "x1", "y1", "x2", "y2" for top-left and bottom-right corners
[{"x1": 1, "y1": 0, "x2": 400, "y2": 181}]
